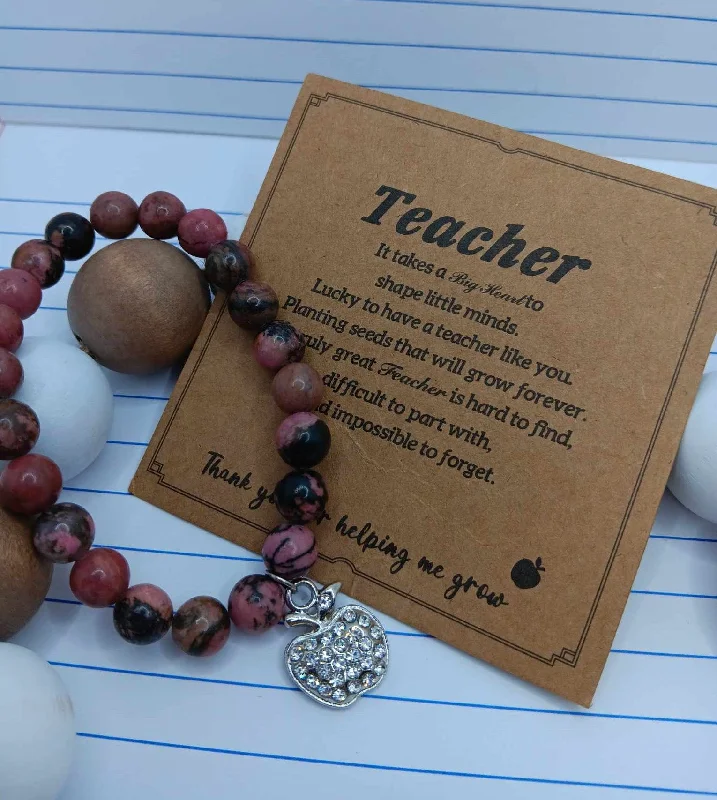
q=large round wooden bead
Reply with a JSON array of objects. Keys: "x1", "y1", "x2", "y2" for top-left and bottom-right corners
[
  {"x1": 67, "y1": 239, "x2": 210, "y2": 374},
  {"x1": 70, "y1": 548, "x2": 130, "y2": 608},
  {"x1": 0, "y1": 509, "x2": 52, "y2": 640},
  {"x1": 228, "y1": 574, "x2": 285, "y2": 632},
  {"x1": 32, "y1": 502, "x2": 95, "y2": 563},
  {"x1": 45, "y1": 212, "x2": 95, "y2": 261},
  {"x1": 261, "y1": 522, "x2": 317, "y2": 578},
  {"x1": 0, "y1": 454, "x2": 62, "y2": 515},
  {"x1": 0, "y1": 399, "x2": 38, "y2": 459},
  {"x1": 0, "y1": 270, "x2": 42, "y2": 319},
  {"x1": 10, "y1": 239, "x2": 65, "y2": 288},
  {"x1": 113, "y1": 583, "x2": 173, "y2": 645},
  {"x1": 172, "y1": 596, "x2": 230, "y2": 656},
  {"x1": 272, "y1": 363, "x2": 323, "y2": 413},
  {"x1": 274, "y1": 470, "x2": 327, "y2": 523},
  {"x1": 178, "y1": 209, "x2": 227, "y2": 258},
  {"x1": 90, "y1": 191, "x2": 138, "y2": 239},
  {"x1": 276, "y1": 412, "x2": 331, "y2": 469},
  {"x1": 204, "y1": 240, "x2": 253, "y2": 293},
  {"x1": 138, "y1": 191, "x2": 186, "y2": 239},
  {"x1": 228, "y1": 281, "x2": 278, "y2": 330}
]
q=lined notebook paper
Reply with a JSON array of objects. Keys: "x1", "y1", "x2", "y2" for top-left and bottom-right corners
[
  {"x1": 2, "y1": 0, "x2": 717, "y2": 160},
  {"x1": 2, "y1": 121, "x2": 716, "y2": 800}
]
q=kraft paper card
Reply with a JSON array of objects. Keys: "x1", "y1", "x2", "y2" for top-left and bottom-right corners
[{"x1": 131, "y1": 75, "x2": 717, "y2": 705}]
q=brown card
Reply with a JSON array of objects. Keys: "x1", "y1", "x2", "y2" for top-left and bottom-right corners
[{"x1": 131, "y1": 75, "x2": 717, "y2": 706}]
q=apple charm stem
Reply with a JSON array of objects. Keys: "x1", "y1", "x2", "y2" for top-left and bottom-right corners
[{"x1": 274, "y1": 575, "x2": 390, "y2": 708}]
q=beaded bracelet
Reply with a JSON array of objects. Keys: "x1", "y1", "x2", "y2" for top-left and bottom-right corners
[{"x1": 3, "y1": 191, "x2": 389, "y2": 710}]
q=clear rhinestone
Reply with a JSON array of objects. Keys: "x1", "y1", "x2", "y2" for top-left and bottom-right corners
[
  {"x1": 360, "y1": 656, "x2": 373, "y2": 670},
  {"x1": 361, "y1": 672, "x2": 376, "y2": 688},
  {"x1": 320, "y1": 634, "x2": 332, "y2": 647},
  {"x1": 343, "y1": 609, "x2": 356, "y2": 623},
  {"x1": 374, "y1": 663, "x2": 386, "y2": 676},
  {"x1": 317, "y1": 682, "x2": 331, "y2": 695},
  {"x1": 346, "y1": 665, "x2": 360, "y2": 680},
  {"x1": 332, "y1": 688, "x2": 347, "y2": 702},
  {"x1": 347, "y1": 628, "x2": 364, "y2": 645},
  {"x1": 307, "y1": 674, "x2": 319, "y2": 688},
  {"x1": 293, "y1": 664, "x2": 308, "y2": 680},
  {"x1": 370, "y1": 626, "x2": 382, "y2": 639},
  {"x1": 347, "y1": 679, "x2": 362, "y2": 694},
  {"x1": 350, "y1": 648, "x2": 362, "y2": 662},
  {"x1": 359, "y1": 614, "x2": 370, "y2": 627},
  {"x1": 359, "y1": 638, "x2": 372, "y2": 652},
  {"x1": 304, "y1": 653, "x2": 318, "y2": 668},
  {"x1": 329, "y1": 673, "x2": 345, "y2": 688},
  {"x1": 304, "y1": 639, "x2": 318, "y2": 651},
  {"x1": 333, "y1": 622, "x2": 346, "y2": 637},
  {"x1": 289, "y1": 648, "x2": 302, "y2": 663},
  {"x1": 373, "y1": 645, "x2": 387, "y2": 660},
  {"x1": 319, "y1": 648, "x2": 333, "y2": 663},
  {"x1": 333, "y1": 638, "x2": 348, "y2": 653},
  {"x1": 319, "y1": 592, "x2": 333, "y2": 612},
  {"x1": 317, "y1": 664, "x2": 331, "y2": 680},
  {"x1": 331, "y1": 654, "x2": 347, "y2": 670}
]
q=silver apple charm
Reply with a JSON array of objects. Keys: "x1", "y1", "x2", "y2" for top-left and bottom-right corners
[{"x1": 274, "y1": 577, "x2": 389, "y2": 708}]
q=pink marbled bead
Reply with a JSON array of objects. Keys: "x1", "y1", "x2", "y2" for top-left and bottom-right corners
[
  {"x1": 0, "y1": 270, "x2": 42, "y2": 319},
  {"x1": 138, "y1": 191, "x2": 186, "y2": 239},
  {"x1": 70, "y1": 548, "x2": 130, "y2": 607},
  {"x1": 0, "y1": 305, "x2": 24, "y2": 353},
  {"x1": 178, "y1": 209, "x2": 227, "y2": 257},
  {"x1": 261, "y1": 522, "x2": 317, "y2": 579},
  {"x1": 0, "y1": 454, "x2": 62, "y2": 515},
  {"x1": 0, "y1": 349, "x2": 23, "y2": 398},
  {"x1": 253, "y1": 321, "x2": 305, "y2": 371},
  {"x1": 172, "y1": 595, "x2": 231, "y2": 657},
  {"x1": 32, "y1": 502, "x2": 95, "y2": 563},
  {"x1": 272, "y1": 363, "x2": 323, "y2": 413},
  {"x1": 228, "y1": 574, "x2": 286, "y2": 633}
]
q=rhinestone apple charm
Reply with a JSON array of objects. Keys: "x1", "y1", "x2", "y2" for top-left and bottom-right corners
[{"x1": 279, "y1": 579, "x2": 389, "y2": 708}]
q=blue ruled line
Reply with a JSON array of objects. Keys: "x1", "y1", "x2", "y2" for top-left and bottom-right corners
[
  {"x1": 3, "y1": 65, "x2": 717, "y2": 113},
  {"x1": 112, "y1": 393, "x2": 170, "y2": 402},
  {"x1": 95, "y1": 544, "x2": 263, "y2": 563},
  {"x1": 3, "y1": 26, "x2": 717, "y2": 70},
  {"x1": 0, "y1": 100, "x2": 286, "y2": 122},
  {"x1": 66, "y1": 730, "x2": 717, "y2": 792},
  {"x1": 353, "y1": 0, "x2": 717, "y2": 23},
  {"x1": 2, "y1": 105, "x2": 716, "y2": 147},
  {"x1": 46, "y1": 660, "x2": 717, "y2": 728},
  {"x1": 0, "y1": 195, "x2": 247, "y2": 217}
]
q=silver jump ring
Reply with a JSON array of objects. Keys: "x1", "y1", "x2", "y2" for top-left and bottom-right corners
[{"x1": 284, "y1": 578, "x2": 320, "y2": 613}]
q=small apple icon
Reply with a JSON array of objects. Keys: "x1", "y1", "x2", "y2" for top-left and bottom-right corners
[{"x1": 511, "y1": 557, "x2": 545, "y2": 589}]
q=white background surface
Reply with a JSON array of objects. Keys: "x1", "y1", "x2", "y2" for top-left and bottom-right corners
[
  {"x1": 3, "y1": 0, "x2": 717, "y2": 159},
  {"x1": 2, "y1": 1, "x2": 717, "y2": 797}
]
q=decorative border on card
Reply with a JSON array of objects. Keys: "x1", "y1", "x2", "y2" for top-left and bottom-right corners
[{"x1": 146, "y1": 90, "x2": 717, "y2": 667}]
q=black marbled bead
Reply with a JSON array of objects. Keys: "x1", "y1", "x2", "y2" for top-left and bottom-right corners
[
  {"x1": 204, "y1": 240, "x2": 253, "y2": 294},
  {"x1": 228, "y1": 280, "x2": 278, "y2": 330},
  {"x1": 274, "y1": 469, "x2": 327, "y2": 523},
  {"x1": 45, "y1": 212, "x2": 95, "y2": 261},
  {"x1": 275, "y1": 412, "x2": 331, "y2": 469},
  {"x1": 113, "y1": 583, "x2": 173, "y2": 645}
]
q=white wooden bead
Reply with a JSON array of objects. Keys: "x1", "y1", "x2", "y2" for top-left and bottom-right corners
[
  {"x1": 13, "y1": 337, "x2": 113, "y2": 481},
  {"x1": 0, "y1": 643, "x2": 75, "y2": 800},
  {"x1": 667, "y1": 370, "x2": 717, "y2": 524}
]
